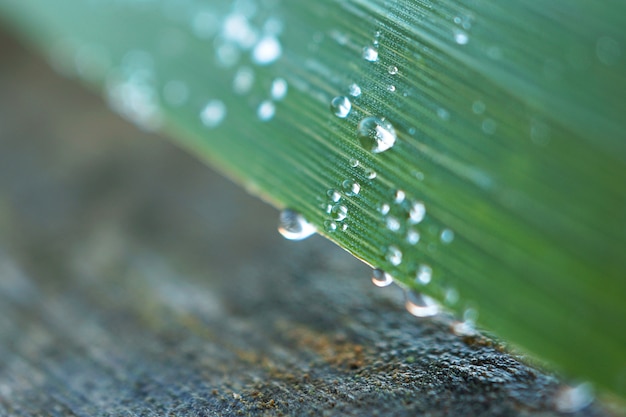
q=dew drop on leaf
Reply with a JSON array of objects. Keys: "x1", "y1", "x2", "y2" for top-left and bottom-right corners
[
  {"x1": 371, "y1": 268, "x2": 393, "y2": 287},
  {"x1": 357, "y1": 116, "x2": 397, "y2": 153},
  {"x1": 278, "y1": 209, "x2": 316, "y2": 241}
]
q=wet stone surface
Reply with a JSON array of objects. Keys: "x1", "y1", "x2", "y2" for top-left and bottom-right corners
[{"x1": 0, "y1": 31, "x2": 617, "y2": 417}]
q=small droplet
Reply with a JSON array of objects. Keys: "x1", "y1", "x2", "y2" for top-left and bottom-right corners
[
  {"x1": 362, "y1": 45, "x2": 379, "y2": 62},
  {"x1": 257, "y1": 100, "x2": 275, "y2": 121},
  {"x1": 554, "y1": 383, "x2": 594, "y2": 413},
  {"x1": 330, "y1": 96, "x2": 352, "y2": 118},
  {"x1": 454, "y1": 30, "x2": 469, "y2": 45},
  {"x1": 386, "y1": 217, "x2": 401, "y2": 232},
  {"x1": 416, "y1": 264, "x2": 432, "y2": 285},
  {"x1": 445, "y1": 288, "x2": 459, "y2": 305},
  {"x1": 482, "y1": 118, "x2": 497, "y2": 134},
  {"x1": 440, "y1": 228, "x2": 455, "y2": 244},
  {"x1": 252, "y1": 36, "x2": 282, "y2": 65},
  {"x1": 357, "y1": 117, "x2": 397, "y2": 153},
  {"x1": 330, "y1": 204, "x2": 348, "y2": 221},
  {"x1": 406, "y1": 229, "x2": 420, "y2": 245},
  {"x1": 365, "y1": 169, "x2": 377, "y2": 180},
  {"x1": 386, "y1": 245, "x2": 402, "y2": 266},
  {"x1": 388, "y1": 65, "x2": 398, "y2": 75},
  {"x1": 394, "y1": 190, "x2": 406, "y2": 204},
  {"x1": 472, "y1": 100, "x2": 486, "y2": 114},
  {"x1": 324, "y1": 220, "x2": 337, "y2": 232},
  {"x1": 233, "y1": 66, "x2": 254, "y2": 95},
  {"x1": 405, "y1": 290, "x2": 440, "y2": 317},
  {"x1": 271, "y1": 78, "x2": 288, "y2": 101},
  {"x1": 371, "y1": 269, "x2": 393, "y2": 287},
  {"x1": 379, "y1": 203, "x2": 391, "y2": 215},
  {"x1": 387, "y1": 85, "x2": 396, "y2": 92},
  {"x1": 342, "y1": 180, "x2": 360, "y2": 196},
  {"x1": 409, "y1": 201, "x2": 426, "y2": 224},
  {"x1": 327, "y1": 189, "x2": 341, "y2": 202},
  {"x1": 437, "y1": 108, "x2": 450, "y2": 120},
  {"x1": 200, "y1": 99, "x2": 226, "y2": 128},
  {"x1": 278, "y1": 209, "x2": 316, "y2": 241},
  {"x1": 348, "y1": 83, "x2": 362, "y2": 97},
  {"x1": 349, "y1": 158, "x2": 359, "y2": 168}
]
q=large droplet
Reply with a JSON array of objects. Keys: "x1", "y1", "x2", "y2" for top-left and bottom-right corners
[
  {"x1": 330, "y1": 96, "x2": 352, "y2": 118},
  {"x1": 404, "y1": 290, "x2": 440, "y2": 317},
  {"x1": 278, "y1": 209, "x2": 316, "y2": 241},
  {"x1": 357, "y1": 117, "x2": 397, "y2": 153},
  {"x1": 371, "y1": 269, "x2": 393, "y2": 287}
]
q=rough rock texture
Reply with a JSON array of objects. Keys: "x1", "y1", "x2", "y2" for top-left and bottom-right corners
[{"x1": 0, "y1": 31, "x2": 618, "y2": 417}]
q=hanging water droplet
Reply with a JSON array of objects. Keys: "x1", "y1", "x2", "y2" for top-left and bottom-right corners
[
  {"x1": 440, "y1": 228, "x2": 455, "y2": 244},
  {"x1": 416, "y1": 264, "x2": 432, "y2": 285},
  {"x1": 388, "y1": 65, "x2": 398, "y2": 75},
  {"x1": 406, "y1": 229, "x2": 420, "y2": 245},
  {"x1": 357, "y1": 117, "x2": 397, "y2": 153},
  {"x1": 342, "y1": 180, "x2": 360, "y2": 196},
  {"x1": 362, "y1": 45, "x2": 379, "y2": 62},
  {"x1": 330, "y1": 96, "x2": 351, "y2": 118},
  {"x1": 257, "y1": 100, "x2": 275, "y2": 121},
  {"x1": 386, "y1": 217, "x2": 401, "y2": 232},
  {"x1": 371, "y1": 268, "x2": 393, "y2": 287},
  {"x1": 330, "y1": 204, "x2": 348, "y2": 221},
  {"x1": 327, "y1": 189, "x2": 341, "y2": 203},
  {"x1": 554, "y1": 383, "x2": 594, "y2": 413},
  {"x1": 404, "y1": 290, "x2": 440, "y2": 317},
  {"x1": 348, "y1": 83, "x2": 362, "y2": 97},
  {"x1": 386, "y1": 245, "x2": 403, "y2": 266},
  {"x1": 409, "y1": 201, "x2": 426, "y2": 224},
  {"x1": 271, "y1": 77, "x2": 288, "y2": 101},
  {"x1": 200, "y1": 99, "x2": 227, "y2": 128},
  {"x1": 277, "y1": 209, "x2": 316, "y2": 241},
  {"x1": 451, "y1": 320, "x2": 477, "y2": 336},
  {"x1": 379, "y1": 203, "x2": 391, "y2": 215}
]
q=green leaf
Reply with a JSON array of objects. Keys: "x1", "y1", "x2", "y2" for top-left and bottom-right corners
[{"x1": 2, "y1": 0, "x2": 625, "y2": 396}]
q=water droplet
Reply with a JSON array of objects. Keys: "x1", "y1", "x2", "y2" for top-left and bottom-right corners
[
  {"x1": 482, "y1": 118, "x2": 497, "y2": 134},
  {"x1": 452, "y1": 320, "x2": 477, "y2": 336},
  {"x1": 409, "y1": 201, "x2": 426, "y2": 224},
  {"x1": 362, "y1": 45, "x2": 379, "y2": 62},
  {"x1": 437, "y1": 108, "x2": 450, "y2": 120},
  {"x1": 472, "y1": 100, "x2": 486, "y2": 114},
  {"x1": 388, "y1": 65, "x2": 398, "y2": 75},
  {"x1": 271, "y1": 78, "x2": 288, "y2": 101},
  {"x1": 387, "y1": 85, "x2": 396, "y2": 92},
  {"x1": 257, "y1": 100, "x2": 275, "y2": 121},
  {"x1": 330, "y1": 204, "x2": 348, "y2": 221},
  {"x1": 200, "y1": 99, "x2": 227, "y2": 128},
  {"x1": 349, "y1": 158, "x2": 359, "y2": 168},
  {"x1": 357, "y1": 117, "x2": 397, "y2": 153},
  {"x1": 454, "y1": 30, "x2": 469, "y2": 45},
  {"x1": 440, "y1": 228, "x2": 455, "y2": 244},
  {"x1": 386, "y1": 245, "x2": 402, "y2": 266},
  {"x1": 233, "y1": 66, "x2": 254, "y2": 95},
  {"x1": 406, "y1": 229, "x2": 420, "y2": 245},
  {"x1": 445, "y1": 288, "x2": 459, "y2": 305},
  {"x1": 405, "y1": 290, "x2": 440, "y2": 317},
  {"x1": 379, "y1": 203, "x2": 391, "y2": 215},
  {"x1": 386, "y1": 217, "x2": 401, "y2": 232},
  {"x1": 324, "y1": 220, "x2": 337, "y2": 232},
  {"x1": 330, "y1": 96, "x2": 352, "y2": 118},
  {"x1": 554, "y1": 383, "x2": 594, "y2": 413},
  {"x1": 252, "y1": 36, "x2": 282, "y2": 65},
  {"x1": 365, "y1": 169, "x2": 377, "y2": 180},
  {"x1": 327, "y1": 189, "x2": 341, "y2": 202},
  {"x1": 348, "y1": 83, "x2": 362, "y2": 97},
  {"x1": 278, "y1": 209, "x2": 316, "y2": 241},
  {"x1": 394, "y1": 190, "x2": 406, "y2": 204},
  {"x1": 371, "y1": 269, "x2": 393, "y2": 287},
  {"x1": 342, "y1": 180, "x2": 360, "y2": 196},
  {"x1": 416, "y1": 264, "x2": 432, "y2": 285}
]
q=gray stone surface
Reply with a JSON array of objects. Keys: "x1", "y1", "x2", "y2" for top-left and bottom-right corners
[{"x1": 0, "y1": 31, "x2": 617, "y2": 416}]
